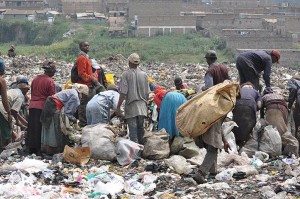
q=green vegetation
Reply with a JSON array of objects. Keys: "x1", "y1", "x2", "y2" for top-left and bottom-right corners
[{"x1": 0, "y1": 21, "x2": 235, "y2": 63}]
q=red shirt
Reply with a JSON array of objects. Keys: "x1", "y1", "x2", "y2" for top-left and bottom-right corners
[
  {"x1": 29, "y1": 74, "x2": 55, "y2": 109},
  {"x1": 77, "y1": 54, "x2": 93, "y2": 87}
]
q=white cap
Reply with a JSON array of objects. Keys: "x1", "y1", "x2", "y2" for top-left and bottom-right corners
[{"x1": 91, "y1": 59, "x2": 100, "y2": 69}]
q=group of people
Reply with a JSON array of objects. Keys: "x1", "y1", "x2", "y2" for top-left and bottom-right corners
[{"x1": 0, "y1": 42, "x2": 299, "y2": 185}]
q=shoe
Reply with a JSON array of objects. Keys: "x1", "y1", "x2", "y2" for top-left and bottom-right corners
[{"x1": 193, "y1": 171, "x2": 206, "y2": 184}]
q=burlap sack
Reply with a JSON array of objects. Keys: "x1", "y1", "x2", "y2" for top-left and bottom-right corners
[{"x1": 176, "y1": 80, "x2": 239, "y2": 138}]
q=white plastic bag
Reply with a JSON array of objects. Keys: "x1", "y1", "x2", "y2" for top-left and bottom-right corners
[
  {"x1": 260, "y1": 125, "x2": 282, "y2": 157},
  {"x1": 222, "y1": 121, "x2": 238, "y2": 153},
  {"x1": 165, "y1": 155, "x2": 195, "y2": 174},
  {"x1": 124, "y1": 179, "x2": 144, "y2": 195},
  {"x1": 115, "y1": 138, "x2": 144, "y2": 166},
  {"x1": 215, "y1": 168, "x2": 237, "y2": 182}
]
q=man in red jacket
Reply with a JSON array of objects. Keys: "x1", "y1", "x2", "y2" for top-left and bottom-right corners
[{"x1": 77, "y1": 41, "x2": 100, "y2": 127}]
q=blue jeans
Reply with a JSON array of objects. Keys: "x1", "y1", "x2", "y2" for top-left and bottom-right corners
[{"x1": 126, "y1": 116, "x2": 145, "y2": 144}]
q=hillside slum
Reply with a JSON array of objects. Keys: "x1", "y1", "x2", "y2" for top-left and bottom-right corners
[{"x1": 0, "y1": 54, "x2": 299, "y2": 199}]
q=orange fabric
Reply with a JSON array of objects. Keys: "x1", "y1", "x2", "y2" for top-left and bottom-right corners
[
  {"x1": 51, "y1": 96, "x2": 64, "y2": 110},
  {"x1": 77, "y1": 54, "x2": 94, "y2": 86},
  {"x1": 154, "y1": 86, "x2": 164, "y2": 94},
  {"x1": 154, "y1": 90, "x2": 168, "y2": 109},
  {"x1": 93, "y1": 69, "x2": 99, "y2": 80}
]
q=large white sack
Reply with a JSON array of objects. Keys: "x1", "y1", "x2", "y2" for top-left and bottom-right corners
[{"x1": 81, "y1": 123, "x2": 116, "y2": 161}]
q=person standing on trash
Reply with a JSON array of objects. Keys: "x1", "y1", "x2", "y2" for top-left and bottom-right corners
[
  {"x1": 40, "y1": 83, "x2": 88, "y2": 155},
  {"x1": 7, "y1": 45, "x2": 16, "y2": 58},
  {"x1": 287, "y1": 76, "x2": 300, "y2": 140},
  {"x1": 261, "y1": 87, "x2": 299, "y2": 156},
  {"x1": 91, "y1": 58, "x2": 108, "y2": 93},
  {"x1": 193, "y1": 50, "x2": 231, "y2": 184},
  {"x1": 232, "y1": 82, "x2": 262, "y2": 149},
  {"x1": 236, "y1": 50, "x2": 280, "y2": 91},
  {"x1": 201, "y1": 50, "x2": 230, "y2": 91},
  {"x1": 76, "y1": 42, "x2": 101, "y2": 127},
  {"x1": 0, "y1": 59, "x2": 12, "y2": 138},
  {"x1": 86, "y1": 84, "x2": 120, "y2": 125},
  {"x1": 116, "y1": 53, "x2": 150, "y2": 144},
  {"x1": 26, "y1": 61, "x2": 56, "y2": 155}
]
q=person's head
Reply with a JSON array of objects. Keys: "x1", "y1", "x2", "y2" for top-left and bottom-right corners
[
  {"x1": 42, "y1": 61, "x2": 57, "y2": 77},
  {"x1": 91, "y1": 58, "x2": 100, "y2": 73},
  {"x1": 205, "y1": 50, "x2": 217, "y2": 65},
  {"x1": 107, "y1": 84, "x2": 119, "y2": 92},
  {"x1": 271, "y1": 50, "x2": 280, "y2": 64},
  {"x1": 79, "y1": 41, "x2": 90, "y2": 54},
  {"x1": 72, "y1": 83, "x2": 89, "y2": 97},
  {"x1": 174, "y1": 77, "x2": 183, "y2": 90},
  {"x1": 0, "y1": 59, "x2": 5, "y2": 75},
  {"x1": 128, "y1": 53, "x2": 140, "y2": 68},
  {"x1": 241, "y1": 81, "x2": 254, "y2": 89},
  {"x1": 17, "y1": 82, "x2": 30, "y2": 95}
]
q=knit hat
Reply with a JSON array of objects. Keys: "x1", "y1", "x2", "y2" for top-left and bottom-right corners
[
  {"x1": 0, "y1": 59, "x2": 5, "y2": 73},
  {"x1": 174, "y1": 77, "x2": 183, "y2": 86},
  {"x1": 72, "y1": 83, "x2": 89, "y2": 96},
  {"x1": 271, "y1": 50, "x2": 280, "y2": 63}
]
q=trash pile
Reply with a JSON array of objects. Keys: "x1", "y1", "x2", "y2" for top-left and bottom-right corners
[{"x1": 0, "y1": 55, "x2": 300, "y2": 198}]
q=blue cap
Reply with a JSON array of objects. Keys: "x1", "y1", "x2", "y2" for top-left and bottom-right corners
[
  {"x1": 0, "y1": 59, "x2": 5, "y2": 72},
  {"x1": 17, "y1": 77, "x2": 29, "y2": 85}
]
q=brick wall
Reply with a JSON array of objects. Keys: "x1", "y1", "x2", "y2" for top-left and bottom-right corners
[
  {"x1": 62, "y1": 0, "x2": 104, "y2": 14},
  {"x1": 128, "y1": 0, "x2": 181, "y2": 20},
  {"x1": 138, "y1": 15, "x2": 196, "y2": 26}
]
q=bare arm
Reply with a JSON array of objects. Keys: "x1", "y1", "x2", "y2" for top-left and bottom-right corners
[
  {"x1": 0, "y1": 78, "x2": 11, "y2": 122},
  {"x1": 116, "y1": 93, "x2": 125, "y2": 117}
]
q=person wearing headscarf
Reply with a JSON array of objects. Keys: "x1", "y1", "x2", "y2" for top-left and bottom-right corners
[
  {"x1": 40, "y1": 83, "x2": 88, "y2": 155},
  {"x1": 158, "y1": 91, "x2": 187, "y2": 140},
  {"x1": 26, "y1": 61, "x2": 56, "y2": 155},
  {"x1": 232, "y1": 82, "x2": 262, "y2": 148},
  {"x1": 0, "y1": 82, "x2": 29, "y2": 147},
  {"x1": 261, "y1": 87, "x2": 299, "y2": 156},
  {"x1": 86, "y1": 84, "x2": 120, "y2": 125}
]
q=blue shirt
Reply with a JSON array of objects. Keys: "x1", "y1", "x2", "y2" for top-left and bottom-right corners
[{"x1": 54, "y1": 89, "x2": 80, "y2": 121}]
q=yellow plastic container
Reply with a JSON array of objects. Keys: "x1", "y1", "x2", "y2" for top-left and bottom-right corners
[{"x1": 105, "y1": 74, "x2": 115, "y2": 85}]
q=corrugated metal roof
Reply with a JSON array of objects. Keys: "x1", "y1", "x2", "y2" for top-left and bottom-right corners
[{"x1": 4, "y1": 9, "x2": 36, "y2": 15}]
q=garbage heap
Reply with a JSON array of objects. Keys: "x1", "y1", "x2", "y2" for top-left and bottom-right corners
[{"x1": 0, "y1": 55, "x2": 299, "y2": 198}]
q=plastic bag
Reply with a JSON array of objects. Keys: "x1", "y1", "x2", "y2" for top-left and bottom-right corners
[
  {"x1": 215, "y1": 168, "x2": 237, "y2": 181},
  {"x1": 165, "y1": 155, "x2": 195, "y2": 174},
  {"x1": 13, "y1": 158, "x2": 49, "y2": 173},
  {"x1": 222, "y1": 121, "x2": 238, "y2": 153},
  {"x1": 124, "y1": 179, "x2": 144, "y2": 195},
  {"x1": 115, "y1": 138, "x2": 144, "y2": 166},
  {"x1": 260, "y1": 125, "x2": 282, "y2": 157},
  {"x1": 81, "y1": 123, "x2": 116, "y2": 161},
  {"x1": 142, "y1": 129, "x2": 170, "y2": 160}
]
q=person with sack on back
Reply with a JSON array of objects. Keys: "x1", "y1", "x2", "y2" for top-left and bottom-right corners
[
  {"x1": 75, "y1": 41, "x2": 101, "y2": 127},
  {"x1": 193, "y1": 50, "x2": 231, "y2": 184}
]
